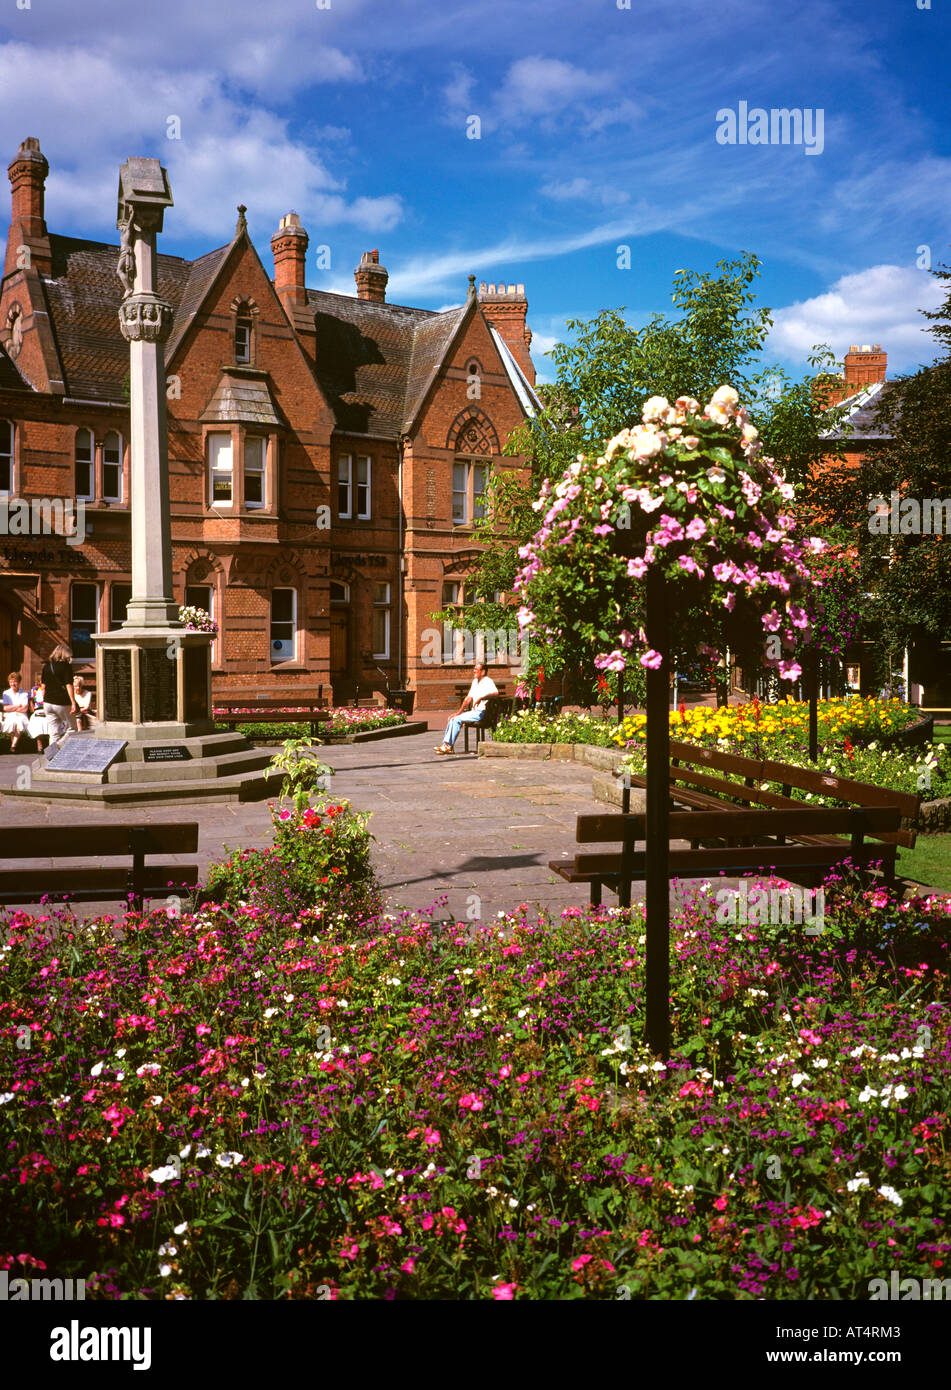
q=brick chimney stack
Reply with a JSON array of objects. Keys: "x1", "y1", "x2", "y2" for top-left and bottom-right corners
[
  {"x1": 819, "y1": 343, "x2": 888, "y2": 407},
  {"x1": 5, "y1": 136, "x2": 52, "y2": 278},
  {"x1": 271, "y1": 211, "x2": 316, "y2": 358},
  {"x1": 477, "y1": 280, "x2": 535, "y2": 385},
  {"x1": 271, "y1": 211, "x2": 309, "y2": 311},
  {"x1": 843, "y1": 343, "x2": 887, "y2": 389},
  {"x1": 354, "y1": 249, "x2": 388, "y2": 302}
]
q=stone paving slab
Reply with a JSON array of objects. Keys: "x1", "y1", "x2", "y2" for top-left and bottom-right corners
[{"x1": 0, "y1": 730, "x2": 710, "y2": 921}]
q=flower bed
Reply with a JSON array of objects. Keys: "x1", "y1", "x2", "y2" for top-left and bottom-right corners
[
  {"x1": 212, "y1": 707, "x2": 408, "y2": 739},
  {"x1": 2, "y1": 876, "x2": 949, "y2": 1300}
]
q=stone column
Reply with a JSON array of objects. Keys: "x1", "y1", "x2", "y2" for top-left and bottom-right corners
[{"x1": 118, "y1": 202, "x2": 178, "y2": 628}]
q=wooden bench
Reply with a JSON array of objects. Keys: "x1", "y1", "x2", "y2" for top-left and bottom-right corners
[
  {"x1": 638, "y1": 740, "x2": 921, "y2": 872},
  {"x1": 0, "y1": 823, "x2": 200, "y2": 912},
  {"x1": 213, "y1": 699, "x2": 331, "y2": 739},
  {"x1": 463, "y1": 695, "x2": 516, "y2": 753},
  {"x1": 550, "y1": 806, "x2": 903, "y2": 908}
]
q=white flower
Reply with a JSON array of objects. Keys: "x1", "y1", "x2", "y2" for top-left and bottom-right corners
[
  {"x1": 157, "y1": 1242, "x2": 178, "y2": 1257},
  {"x1": 179, "y1": 1144, "x2": 192, "y2": 1159},
  {"x1": 216, "y1": 1151, "x2": 244, "y2": 1168},
  {"x1": 858, "y1": 1086, "x2": 877, "y2": 1104},
  {"x1": 0, "y1": 1092, "x2": 15, "y2": 1105},
  {"x1": 148, "y1": 1164, "x2": 179, "y2": 1183},
  {"x1": 136, "y1": 1062, "x2": 160, "y2": 1077},
  {"x1": 159, "y1": 1264, "x2": 172, "y2": 1278},
  {"x1": 115, "y1": 1072, "x2": 125, "y2": 1082},
  {"x1": 195, "y1": 1145, "x2": 211, "y2": 1159},
  {"x1": 791, "y1": 1073, "x2": 809, "y2": 1088},
  {"x1": 846, "y1": 1174, "x2": 870, "y2": 1192},
  {"x1": 174, "y1": 1221, "x2": 189, "y2": 1235},
  {"x1": 814, "y1": 1058, "x2": 829, "y2": 1069},
  {"x1": 878, "y1": 1184, "x2": 902, "y2": 1207},
  {"x1": 148, "y1": 1095, "x2": 163, "y2": 1106},
  {"x1": 115, "y1": 1048, "x2": 127, "y2": 1058},
  {"x1": 517, "y1": 1007, "x2": 529, "y2": 1019},
  {"x1": 90, "y1": 1062, "x2": 104, "y2": 1078},
  {"x1": 284, "y1": 993, "x2": 294, "y2": 1003},
  {"x1": 650, "y1": 1061, "x2": 666, "y2": 1072},
  {"x1": 264, "y1": 1008, "x2": 278, "y2": 1018},
  {"x1": 508, "y1": 1197, "x2": 519, "y2": 1210}
]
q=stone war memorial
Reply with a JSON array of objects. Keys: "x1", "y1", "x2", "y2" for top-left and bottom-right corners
[{"x1": 11, "y1": 158, "x2": 272, "y2": 803}]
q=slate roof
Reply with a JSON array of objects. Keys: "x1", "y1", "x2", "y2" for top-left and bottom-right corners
[
  {"x1": 27, "y1": 232, "x2": 522, "y2": 440},
  {"x1": 307, "y1": 288, "x2": 472, "y2": 438},
  {"x1": 199, "y1": 367, "x2": 284, "y2": 427},
  {"x1": 822, "y1": 380, "x2": 899, "y2": 444}
]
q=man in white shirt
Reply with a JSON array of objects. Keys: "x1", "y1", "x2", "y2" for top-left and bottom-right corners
[{"x1": 436, "y1": 662, "x2": 499, "y2": 754}]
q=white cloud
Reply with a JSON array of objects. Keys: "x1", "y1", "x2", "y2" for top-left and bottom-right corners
[
  {"x1": 540, "y1": 177, "x2": 630, "y2": 207},
  {"x1": 0, "y1": 42, "x2": 402, "y2": 243},
  {"x1": 769, "y1": 265, "x2": 945, "y2": 367},
  {"x1": 496, "y1": 56, "x2": 612, "y2": 123}
]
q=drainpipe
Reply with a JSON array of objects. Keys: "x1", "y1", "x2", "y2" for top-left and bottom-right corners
[{"x1": 397, "y1": 437, "x2": 405, "y2": 693}]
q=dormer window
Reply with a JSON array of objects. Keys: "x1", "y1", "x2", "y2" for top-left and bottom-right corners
[{"x1": 235, "y1": 317, "x2": 252, "y2": 363}]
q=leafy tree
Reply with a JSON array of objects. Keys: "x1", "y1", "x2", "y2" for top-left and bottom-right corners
[{"x1": 443, "y1": 253, "x2": 847, "y2": 703}]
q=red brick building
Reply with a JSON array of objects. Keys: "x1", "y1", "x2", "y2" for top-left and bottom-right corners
[{"x1": 0, "y1": 138, "x2": 540, "y2": 711}]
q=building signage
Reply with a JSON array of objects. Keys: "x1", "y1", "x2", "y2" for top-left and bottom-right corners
[{"x1": 330, "y1": 553, "x2": 389, "y2": 569}]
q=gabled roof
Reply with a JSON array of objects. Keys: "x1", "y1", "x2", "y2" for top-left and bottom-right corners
[
  {"x1": 401, "y1": 302, "x2": 470, "y2": 434},
  {"x1": 821, "y1": 379, "x2": 897, "y2": 443},
  {"x1": 306, "y1": 287, "x2": 440, "y2": 437},
  {"x1": 44, "y1": 233, "x2": 195, "y2": 402}
]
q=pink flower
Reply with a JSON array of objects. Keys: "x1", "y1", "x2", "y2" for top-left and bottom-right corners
[
  {"x1": 459, "y1": 1093, "x2": 484, "y2": 1111},
  {"x1": 424, "y1": 1127, "x2": 441, "y2": 1148},
  {"x1": 627, "y1": 557, "x2": 649, "y2": 578},
  {"x1": 713, "y1": 1195, "x2": 728, "y2": 1211},
  {"x1": 571, "y1": 1254, "x2": 593, "y2": 1271},
  {"x1": 640, "y1": 649, "x2": 663, "y2": 670},
  {"x1": 400, "y1": 1258, "x2": 415, "y2": 1274},
  {"x1": 778, "y1": 660, "x2": 802, "y2": 681},
  {"x1": 339, "y1": 1238, "x2": 359, "y2": 1260},
  {"x1": 492, "y1": 1283, "x2": 518, "y2": 1300},
  {"x1": 685, "y1": 517, "x2": 707, "y2": 540},
  {"x1": 499, "y1": 1064, "x2": 512, "y2": 1078}
]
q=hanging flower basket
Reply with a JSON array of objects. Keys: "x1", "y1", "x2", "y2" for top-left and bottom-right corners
[{"x1": 514, "y1": 387, "x2": 829, "y2": 680}]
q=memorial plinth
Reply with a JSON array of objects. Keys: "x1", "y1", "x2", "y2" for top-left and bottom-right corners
[{"x1": 6, "y1": 157, "x2": 274, "y2": 805}]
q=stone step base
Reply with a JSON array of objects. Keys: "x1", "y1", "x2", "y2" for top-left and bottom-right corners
[{"x1": 8, "y1": 767, "x2": 274, "y2": 805}]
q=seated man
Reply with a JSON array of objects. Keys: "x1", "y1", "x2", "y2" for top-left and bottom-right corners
[{"x1": 436, "y1": 662, "x2": 499, "y2": 754}]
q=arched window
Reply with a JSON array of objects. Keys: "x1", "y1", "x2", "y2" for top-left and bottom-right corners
[
  {"x1": 102, "y1": 430, "x2": 123, "y2": 501},
  {"x1": 330, "y1": 581, "x2": 350, "y2": 604},
  {"x1": 0, "y1": 420, "x2": 13, "y2": 494},
  {"x1": 75, "y1": 428, "x2": 94, "y2": 500}
]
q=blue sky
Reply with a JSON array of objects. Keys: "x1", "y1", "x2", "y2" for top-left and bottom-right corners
[{"x1": 2, "y1": 0, "x2": 950, "y2": 383}]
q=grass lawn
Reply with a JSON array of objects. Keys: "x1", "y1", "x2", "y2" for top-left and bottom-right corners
[{"x1": 898, "y1": 834, "x2": 951, "y2": 893}]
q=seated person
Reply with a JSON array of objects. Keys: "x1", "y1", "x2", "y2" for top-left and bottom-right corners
[
  {"x1": 2, "y1": 672, "x2": 31, "y2": 752},
  {"x1": 28, "y1": 681, "x2": 49, "y2": 753},
  {"x1": 436, "y1": 662, "x2": 499, "y2": 754},
  {"x1": 73, "y1": 675, "x2": 96, "y2": 730}
]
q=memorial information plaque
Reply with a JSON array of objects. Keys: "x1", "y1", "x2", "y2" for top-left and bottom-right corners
[
  {"x1": 141, "y1": 647, "x2": 178, "y2": 722},
  {"x1": 103, "y1": 648, "x2": 133, "y2": 722},
  {"x1": 46, "y1": 735, "x2": 127, "y2": 774},
  {"x1": 143, "y1": 745, "x2": 190, "y2": 763}
]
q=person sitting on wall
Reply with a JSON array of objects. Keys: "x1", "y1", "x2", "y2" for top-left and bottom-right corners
[
  {"x1": 436, "y1": 661, "x2": 499, "y2": 754},
  {"x1": 28, "y1": 680, "x2": 49, "y2": 753},
  {"x1": 73, "y1": 675, "x2": 96, "y2": 730},
  {"x1": 2, "y1": 672, "x2": 30, "y2": 753}
]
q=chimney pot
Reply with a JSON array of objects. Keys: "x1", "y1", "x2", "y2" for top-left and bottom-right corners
[{"x1": 5, "y1": 135, "x2": 51, "y2": 277}]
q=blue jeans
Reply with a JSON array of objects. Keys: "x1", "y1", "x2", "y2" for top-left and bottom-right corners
[{"x1": 442, "y1": 707, "x2": 485, "y2": 748}]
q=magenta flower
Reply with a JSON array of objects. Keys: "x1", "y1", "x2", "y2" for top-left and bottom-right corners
[{"x1": 640, "y1": 649, "x2": 663, "y2": 670}]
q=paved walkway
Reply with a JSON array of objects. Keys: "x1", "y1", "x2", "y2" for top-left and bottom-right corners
[{"x1": 0, "y1": 728, "x2": 656, "y2": 920}]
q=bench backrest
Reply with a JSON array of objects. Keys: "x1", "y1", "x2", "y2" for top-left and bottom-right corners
[
  {"x1": 669, "y1": 738, "x2": 920, "y2": 818},
  {"x1": 577, "y1": 806, "x2": 901, "y2": 842},
  {"x1": 0, "y1": 823, "x2": 200, "y2": 858}
]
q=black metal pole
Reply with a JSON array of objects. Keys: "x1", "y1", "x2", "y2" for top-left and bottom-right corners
[
  {"x1": 809, "y1": 646, "x2": 819, "y2": 763},
  {"x1": 617, "y1": 669, "x2": 625, "y2": 726},
  {"x1": 645, "y1": 564, "x2": 671, "y2": 1058}
]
